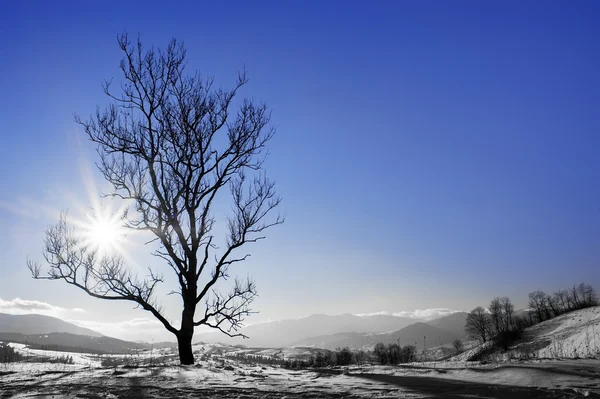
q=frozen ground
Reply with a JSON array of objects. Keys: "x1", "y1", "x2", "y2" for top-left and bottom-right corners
[
  {"x1": 519, "y1": 306, "x2": 600, "y2": 359},
  {"x1": 3, "y1": 308, "x2": 600, "y2": 398},
  {"x1": 2, "y1": 358, "x2": 600, "y2": 398}
]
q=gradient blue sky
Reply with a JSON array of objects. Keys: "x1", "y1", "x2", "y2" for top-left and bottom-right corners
[{"x1": 1, "y1": 1, "x2": 599, "y2": 341}]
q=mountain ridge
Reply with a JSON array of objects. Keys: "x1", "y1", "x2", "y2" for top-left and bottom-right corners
[
  {"x1": 0, "y1": 331, "x2": 153, "y2": 354},
  {"x1": 195, "y1": 313, "x2": 427, "y2": 347},
  {"x1": 0, "y1": 313, "x2": 103, "y2": 337},
  {"x1": 291, "y1": 319, "x2": 466, "y2": 350}
]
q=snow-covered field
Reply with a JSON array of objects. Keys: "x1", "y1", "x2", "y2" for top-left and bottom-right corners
[
  {"x1": 3, "y1": 309, "x2": 600, "y2": 398},
  {"x1": 523, "y1": 306, "x2": 600, "y2": 359},
  {"x1": 2, "y1": 354, "x2": 600, "y2": 398}
]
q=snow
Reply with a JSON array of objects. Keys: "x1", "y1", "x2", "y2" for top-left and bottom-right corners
[
  {"x1": 2, "y1": 358, "x2": 600, "y2": 398},
  {"x1": 8, "y1": 342, "x2": 102, "y2": 366},
  {"x1": 3, "y1": 309, "x2": 600, "y2": 397},
  {"x1": 529, "y1": 306, "x2": 600, "y2": 359}
]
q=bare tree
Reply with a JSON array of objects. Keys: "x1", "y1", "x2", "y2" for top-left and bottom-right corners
[
  {"x1": 570, "y1": 285, "x2": 582, "y2": 309},
  {"x1": 553, "y1": 289, "x2": 569, "y2": 313},
  {"x1": 28, "y1": 34, "x2": 283, "y2": 365},
  {"x1": 528, "y1": 291, "x2": 550, "y2": 323},
  {"x1": 488, "y1": 296, "x2": 515, "y2": 336},
  {"x1": 452, "y1": 338, "x2": 464, "y2": 353},
  {"x1": 578, "y1": 283, "x2": 598, "y2": 307},
  {"x1": 500, "y1": 296, "x2": 515, "y2": 332},
  {"x1": 546, "y1": 293, "x2": 561, "y2": 317},
  {"x1": 465, "y1": 307, "x2": 492, "y2": 343},
  {"x1": 489, "y1": 298, "x2": 504, "y2": 335}
]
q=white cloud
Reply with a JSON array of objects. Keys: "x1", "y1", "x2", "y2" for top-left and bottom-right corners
[
  {"x1": 355, "y1": 308, "x2": 460, "y2": 320},
  {"x1": 0, "y1": 297, "x2": 85, "y2": 317},
  {"x1": 243, "y1": 318, "x2": 273, "y2": 326},
  {"x1": 392, "y1": 308, "x2": 460, "y2": 320},
  {"x1": 354, "y1": 311, "x2": 391, "y2": 317}
]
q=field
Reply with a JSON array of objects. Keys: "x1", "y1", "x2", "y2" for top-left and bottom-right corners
[
  {"x1": 4, "y1": 307, "x2": 600, "y2": 399},
  {"x1": 2, "y1": 344, "x2": 600, "y2": 398}
]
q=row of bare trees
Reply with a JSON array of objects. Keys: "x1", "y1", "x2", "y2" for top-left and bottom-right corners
[
  {"x1": 373, "y1": 343, "x2": 418, "y2": 365},
  {"x1": 528, "y1": 283, "x2": 598, "y2": 324}
]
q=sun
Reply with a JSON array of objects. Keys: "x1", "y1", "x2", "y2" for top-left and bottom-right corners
[
  {"x1": 81, "y1": 207, "x2": 127, "y2": 257},
  {"x1": 88, "y1": 217, "x2": 120, "y2": 249}
]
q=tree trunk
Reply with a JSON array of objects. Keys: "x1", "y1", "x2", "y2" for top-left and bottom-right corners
[
  {"x1": 177, "y1": 330, "x2": 194, "y2": 365},
  {"x1": 178, "y1": 303, "x2": 196, "y2": 365}
]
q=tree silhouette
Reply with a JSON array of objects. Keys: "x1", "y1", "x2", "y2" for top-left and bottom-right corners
[
  {"x1": 528, "y1": 291, "x2": 551, "y2": 322},
  {"x1": 28, "y1": 33, "x2": 283, "y2": 365},
  {"x1": 465, "y1": 307, "x2": 492, "y2": 343}
]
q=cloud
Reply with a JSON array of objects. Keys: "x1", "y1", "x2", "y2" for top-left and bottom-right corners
[
  {"x1": 356, "y1": 308, "x2": 460, "y2": 320},
  {"x1": 354, "y1": 311, "x2": 391, "y2": 317},
  {"x1": 242, "y1": 318, "x2": 274, "y2": 327},
  {"x1": 0, "y1": 198, "x2": 60, "y2": 221},
  {"x1": 393, "y1": 308, "x2": 460, "y2": 320},
  {"x1": 0, "y1": 297, "x2": 86, "y2": 317}
]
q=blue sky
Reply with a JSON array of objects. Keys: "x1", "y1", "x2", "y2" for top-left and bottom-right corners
[{"x1": 1, "y1": 1, "x2": 599, "y2": 341}]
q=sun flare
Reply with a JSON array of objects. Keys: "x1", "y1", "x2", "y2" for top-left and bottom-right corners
[{"x1": 81, "y1": 208, "x2": 127, "y2": 257}]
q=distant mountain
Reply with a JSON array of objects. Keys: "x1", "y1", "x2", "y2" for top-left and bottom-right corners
[
  {"x1": 0, "y1": 313, "x2": 103, "y2": 337},
  {"x1": 383, "y1": 322, "x2": 461, "y2": 349},
  {"x1": 0, "y1": 331, "x2": 151, "y2": 354},
  {"x1": 291, "y1": 322, "x2": 462, "y2": 350},
  {"x1": 426, "y1": 312, "x2": 468, "y2": 338},
  {"x1": 196, "y1": 313, "x2": 420, "y2": 348},
  {"x1": 289, "y1": 331, "x2": 369, "y2": 350}
]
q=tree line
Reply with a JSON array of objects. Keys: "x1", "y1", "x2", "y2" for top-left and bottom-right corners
[
  {"x1": 528, "y1": 283, "x2": 597, "y2": 323},
  {"x1": 224, "y1": 344, "x2": 419, "y2": 369},
  {"x1": 283, "y1": 344, "x2": 418, "y2": 368},
  {"x1": 0, "y1": 343, "x2": 22, "y2": 363}
]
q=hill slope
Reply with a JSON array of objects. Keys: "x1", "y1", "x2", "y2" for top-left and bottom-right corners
[
  {"x1": 516, "y1": 306, "x2": 600, "y2": 359},
  {"x1": 426, "y1": 312, "x2": 468, "y2": 338},
  {"x1": 451, "y1": 306, "x2": 600, "y2": 362},
  {"x1": 0, "y1": 313, "x2": 103, "y2": 337},
  {"x1": 0, "y1": 331, "x2": 152, "y2": 354}
]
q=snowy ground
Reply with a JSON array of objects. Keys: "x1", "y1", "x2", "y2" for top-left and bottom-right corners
[
  {"x1": 2, "y1": 357, "x2": 600, "y2": 398},
  {"x1": 3, "y1": 309, "x2": 600, "y2": 398},
  {"x1": 520, "y1": 306, "x2": 600, "y2": 359},
  {"x1": 6, "y1": 342, "x2": 170, "y2": 368}
]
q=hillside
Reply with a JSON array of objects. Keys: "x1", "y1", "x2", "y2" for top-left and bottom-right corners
[
  {"x1": 0, "y1": 313, "x2": 102, "y2": 337},
  {"x1": 451, "y1": 306, "x2": 600, "y2": 362},
  {"x1": 196, "y1": 313, "x2": 419, "y2": 347},
  {"x1": 0, "y1": 331, "x2": 151, "y2": 354},
  {"x1": 426, "y1": 311, "x2": 468, "y2": 338},
  {"x1": 515, "y1": 306, "x2": 600, "y2": 359}
]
